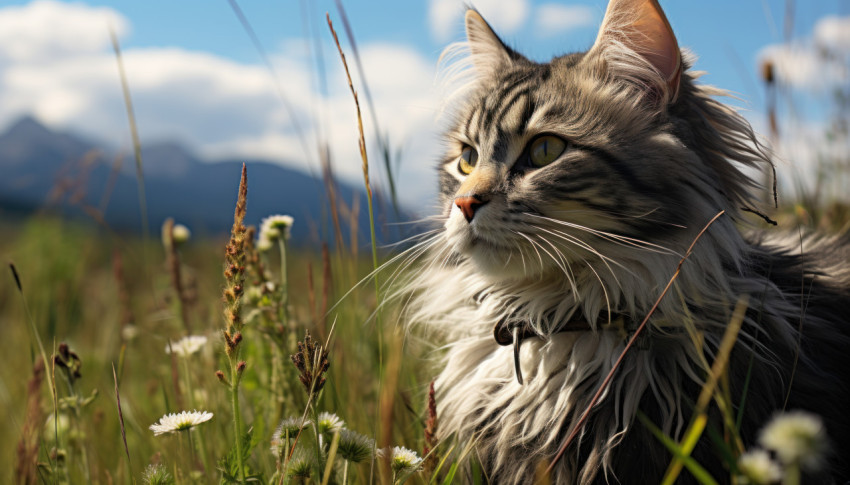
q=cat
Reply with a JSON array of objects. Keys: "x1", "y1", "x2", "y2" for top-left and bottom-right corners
[{"x1": 402, "y1": 0, "x2": 850, "y2": 483}]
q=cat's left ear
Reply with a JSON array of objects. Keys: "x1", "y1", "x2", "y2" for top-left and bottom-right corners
[
  {"x1": 589, "y1": 0, "x2": 682, "y2": 103},
  {"x1": 465, "y1": 9, "x2": 523, "y2": 78}
]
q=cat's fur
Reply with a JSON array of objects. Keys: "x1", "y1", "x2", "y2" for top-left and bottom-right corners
[{"x1": 403, "y1": 1, "x2": 850, "y2": 483}]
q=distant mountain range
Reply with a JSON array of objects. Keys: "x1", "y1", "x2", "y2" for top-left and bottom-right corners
[{"x1": 0, "y1": 116, "x2": 410, "y2": 244}]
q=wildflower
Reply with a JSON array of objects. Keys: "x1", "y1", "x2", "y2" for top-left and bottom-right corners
[
  {"x1": 317, "y1": 412, "x2": 345, "y2": 434},
  {"x1": 164, "y1": 335, "x2": 207, "y2": 357},
  {"x1": 121, "y1": 324, "x2": 139, "y2": 342},
  {"x1": 260, "y1": 215, "x2": 294, "y2": 241},
  {"x1": 256, "y1": 236, "x2": 273, "y2": 252},
  {"x1": 271, "y1": 417, "x2": 311, "y2": 455},
  {"x1": 338, "y1": 429, "x2": 375, "y2": 463},
  {"x1": 759, "y1": 410, "x2": 828, "y2": 470},
  {"x1": 379, "y1": 446, "x2": 423, "y2": 475},
  {"x1": 161, "y1": 220, "x2": 191, "y2": 248},
  {"x1": 172, "y1": 224, "x2": 191, "y2": 245},
  {"x1": 149, "y1": 410, "x2": 213, "y2": 436},
  {"x1": 737, "y1": 449, "x2": 782, "y2": 485},
  {"x1": 142, "y1": 463, "x2": 174, "y2": 485}
]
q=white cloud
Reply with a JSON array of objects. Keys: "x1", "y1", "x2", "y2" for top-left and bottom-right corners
[
  {"x1": 759, "y1": 15, "x2": 849, "y2": 92},
  {"x1": 0, "y1": 1, "x2": 443, "y2": 207},
  {"x1": 0, "y1": 0, "x2": 128, "y2": 61},
  {"x1": 429, "y1": 0, "x2": 530, "y2": 43},
  {"x1": 533, "y1": 4, "x2": 596, "y2": 38}
]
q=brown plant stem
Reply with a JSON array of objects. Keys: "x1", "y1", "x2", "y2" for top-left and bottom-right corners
[{"x1": 545, "y1": 210, "x2": 726, "y2": 476}]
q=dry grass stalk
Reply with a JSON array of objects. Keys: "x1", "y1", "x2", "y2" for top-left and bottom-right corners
[
  {"x1": 320, "y1": 145, "x2": 347, "y2": 253},
  {"x1": 163, "y1": 218, "x2": 191, "y2": 332},
  {"x1": 307, "y1": 261, "x2": 319, "y2": 331},
  {"x1": 423, "y1": 381, "x2": 439, "y2": 475},
  {"x1": 220, "y1": 163, "x2": 250, "y2": 484},
  {"x1": 111, "y1": 363, "x2": 133, "y2": 480},
  {"x1": 15, "y1": 359, "x2": 45, "y2": 485},
  {"x1": 110, "y1": 28, "x2": 149, "y2": 242},
  {"x1": 167, "y1": 342, "x2": 184, "y2": 410},
  {"x1": 320, "y1": 243, "x2": 332, "y2": 334},
  {"x1": 545, "y1": 210, "x2": 727, "y2": 476}
]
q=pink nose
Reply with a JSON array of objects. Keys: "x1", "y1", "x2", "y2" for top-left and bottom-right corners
[{"x1": 454, "y1": 196, "x2": 488, "y2": 222}]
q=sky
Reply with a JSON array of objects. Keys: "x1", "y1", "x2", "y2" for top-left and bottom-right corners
[{"x1": 0, "y1": 0, "x2": 847, "y2": 208}]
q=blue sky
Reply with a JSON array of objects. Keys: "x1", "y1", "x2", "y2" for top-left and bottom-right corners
[{"x1": 0, "y1": 0, "x2": 846, "y2": 206}]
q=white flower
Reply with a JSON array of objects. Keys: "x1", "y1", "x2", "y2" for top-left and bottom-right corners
[
  {"x1": 737, "y1": 449, "x2": 782, "y2": 484},
  {"x1": 317, "y1": 412, "x2": 345, "y2": 434},
  {"x1": 165, "y1": 335, "x2": 207, "y2": 357},
  {"x1": 121, "y1": 324, "x2": 139, "y2": 341},
  {"x1": 759, "y1": 410, "x2": 828, "y2": 469},
  {"x1": 149, "y1": 410, "x2": 213, "y2": 436},
  {"x1": 258, "y1": 214, "x2": 294, "y2": 248},
  {"x1": 378, "y1": 446, "x2": 423, "y2": 475},
  {"x1": 172, "y1": 224, "x2": 191, "y2": 244}
]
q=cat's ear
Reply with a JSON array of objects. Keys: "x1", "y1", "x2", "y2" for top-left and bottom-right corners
[
  {"x1": 590, "y1": 0, "x2": 682, "y2": 102},
  {"x1": 465, "y1": 9, "x2": 520, "y2": 77}
]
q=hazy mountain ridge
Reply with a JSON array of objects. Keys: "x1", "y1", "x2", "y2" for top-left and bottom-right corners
[{"x1": 0, "y1": 116, "x2": 407, "y2": 243}]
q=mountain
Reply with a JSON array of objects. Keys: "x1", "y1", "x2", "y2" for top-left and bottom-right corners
[{"x1": 0, "y1": 116, "x2": 408, "y2": 244}]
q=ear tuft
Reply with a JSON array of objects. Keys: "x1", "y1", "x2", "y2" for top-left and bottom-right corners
[
  {"x1": 465, "y1": 9, "x2": 516, "y2": 77},
  {"x1": 591, "y1": 0, "x2": 682, "y2": 102}
]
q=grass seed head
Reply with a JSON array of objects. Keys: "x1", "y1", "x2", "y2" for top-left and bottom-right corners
[
  {"x1": 142, "y1": 463, "x2": 174, "y2": 485},
  {"x1": 222, "y1": 164, "x2": 248, "y2": 354},
  {"x1": 337, "y1": 428, "x2": 375, "y2": 464},
  {"x1": 290, "y1": 330, "x2": 329, "y2": 397}
]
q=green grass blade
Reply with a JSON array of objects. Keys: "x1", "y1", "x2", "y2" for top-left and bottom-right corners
[{"x1": 637, "y1": 411, "x2": 719, "y2": 485}]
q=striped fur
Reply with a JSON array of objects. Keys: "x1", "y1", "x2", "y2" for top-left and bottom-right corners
[{"x1": 403, "y1": 4, "x2": 850, "y2": 484}]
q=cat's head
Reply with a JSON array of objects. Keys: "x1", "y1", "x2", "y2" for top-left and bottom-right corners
[{"x1": 437, "y1": 0, "x2": 769, "y2": 281}]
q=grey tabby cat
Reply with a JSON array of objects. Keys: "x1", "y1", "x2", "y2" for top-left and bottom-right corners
[{"x1": 404, "y1": 0, "x2": 850, "y2": 483}]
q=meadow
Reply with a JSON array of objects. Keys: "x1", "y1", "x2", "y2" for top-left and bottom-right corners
[{"x1": 3, "y1": 4, "x2": 849, "y2": 485}]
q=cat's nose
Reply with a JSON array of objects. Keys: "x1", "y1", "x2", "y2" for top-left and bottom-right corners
[{"x1": 454, "y1": 195, "x2": 489, "y2": 222}]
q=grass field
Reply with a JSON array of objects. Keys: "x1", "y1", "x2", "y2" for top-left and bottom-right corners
[{"x1": 2, "y1": 190, "x2": 435, "y2": 484}]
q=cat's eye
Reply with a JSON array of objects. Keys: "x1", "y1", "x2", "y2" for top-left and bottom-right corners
[
  {"x1": 529, "y1": 135, "x2": 566, "y2": 167},
  {"x1": 458, "y1": 146, "x2": 478, "y2": 175}
]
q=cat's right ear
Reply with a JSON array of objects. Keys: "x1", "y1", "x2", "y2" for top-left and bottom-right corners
[
  {"x1": 589, "y1": 0, "x2": 682, "y2": 104},
  {"x1": 465, "y1": 9, "x2": 518, "y2": 77}
]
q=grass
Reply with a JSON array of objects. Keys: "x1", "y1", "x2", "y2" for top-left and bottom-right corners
[{"x1": 1, "y1": 209, "x2": 433, "y2": 484}]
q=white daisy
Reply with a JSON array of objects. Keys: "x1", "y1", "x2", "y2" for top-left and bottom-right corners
[
  {"x1": 737, "y1": 449, "x2": 782, "y2": 484},
  {"x1": 317, "y1": 412, "x2": 345, "y2": 434},
  {"x1": 759, "y1": 410, "x2": 828, "y2": 469},
  {"x1": 165, "y1": 335, "x2": 207, "y2": 357},
  {"x1": 149, "y1": 410, "x2": 213, "y2": 436},
  {"x1": 258, "y1": 214, "x2": 294, "y2": 248},
  {"x1": 378, "y1": 446, "x2": 423, "y2": 474}
]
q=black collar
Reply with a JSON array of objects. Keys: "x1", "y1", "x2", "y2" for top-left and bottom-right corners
[{"x1": 493, "y1": 314, "x2": 630, "y2": 385}]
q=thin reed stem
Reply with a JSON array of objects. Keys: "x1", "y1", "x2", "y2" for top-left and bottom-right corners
[
  {"x1": 545, "y1": 211, "x2": 727, "y2": 476},
  {"x1": 327, "y1": 14, "x2": 388, "y2": 481},
  {"x1": 230, "y1": 361, "x2": 246, "y2": 484},
  {"x1": 109, "y1": 29, "x2": 149, "y2": 248}
]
